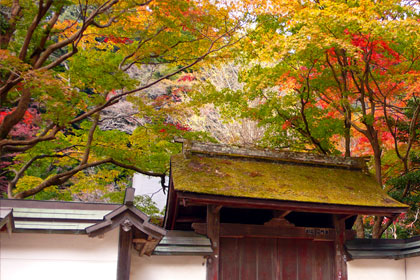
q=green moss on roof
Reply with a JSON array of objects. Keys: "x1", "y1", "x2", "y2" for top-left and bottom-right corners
[{"x1": 171, "y1": 154, "x2": 406, "y2": 208}]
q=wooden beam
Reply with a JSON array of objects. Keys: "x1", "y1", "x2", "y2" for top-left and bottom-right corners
[
  {"x1": 88, "y1": 211, "x2": 163, "y2": 239},
  {"x1": 264, "y1": 210, "x2": 294, "y2": 227},
  {"x1": 193, "y1": 222, "x2": 350, "y2": 241},
  {"x1": 139, "y1": 236, "x2": 152, "y2": 256},
  {"x1": 333, "y1": 215, "x2": 348, "y2": 280},
  {"x1": 163, "y1": 179, "x2": 177, "y2": 230},
  {"x1": 177, "y1": 192, "x2": 406, "y2": 215},
  {"x1": 277, "y1": 210, "x2": 292, "y2": 218},
  {"x1": 123, "y1": 187, "x2": 135, "y2": 206},
  {"x1": 133, "y1": 237, "x2": 158, "y2": 243},
  {"x1": 117, "y1": 221, "x2": 133, "y2": 280},
  {"x1": 207, "y1": 205, "x2": 221, "y2": 280},
  {"x1": 336, "y1": 214, "x2": 355, "y2": 221},
  {"x1": 175, "y1": 216, "x2": 205, "y2": 223}
]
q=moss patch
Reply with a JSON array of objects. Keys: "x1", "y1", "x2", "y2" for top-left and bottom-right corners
[{"x1": 171, "y1": 154, "x2": 406, "y2": 208}]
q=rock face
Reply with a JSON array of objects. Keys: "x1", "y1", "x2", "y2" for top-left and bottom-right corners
[
  {"x1": 99, "y1": 99, "x2": 142, "y2": 134},
  {"x1": 98, "y1": 65, "x2": 170, "y2": 134},
  {"x1": 99, "y1": 64, "x2": 265, "y2": 146}
]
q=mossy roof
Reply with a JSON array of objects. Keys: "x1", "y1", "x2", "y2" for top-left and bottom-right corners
[{"x1": 171, "y1": 154, "x2": 406, "y2": 208}]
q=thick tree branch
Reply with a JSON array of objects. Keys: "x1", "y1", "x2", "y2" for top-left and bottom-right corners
[
  {"x1": 0, "y1": 0, "x2": 22, "y2": 49},
  {"x1": 298, "y1": 91, "x2": 329, "y2": 155},
  {"x1": 12, "y1": 157, "x2": 168, "y2": 199},
  {"x1": 0, "y1": 88, "x2": 31, "y2": 139},
  {"x1": 39, "y1": 45, "x2": 79, "y2": 71},
  {"x1": 30, "y1": 6, "x2": 64, "y2": 63},
  {"x1": 7, "y1": 153, "x2": 70, "y2": 198},
  {"x1": 34, "y1": 0, "x2": 120, "y2": 68},
  {"x1": 71, "y1": 31, "x2": 244, "y2": 125},
  {"x1": 0, "y1": 124, "x2": 60, "y2": 154},
  {"x1": 92, "y1": 15, "x2": 119, "y2": 28},
  {"x1": 19, "y1": 0, "x2": 53, "y2": 61},
  {"x1": 12, "y1": 158, "x2": 111, "y2": 199},
  {"x1": 81, "y1": 114, "x2": 100, "y2": 165}
]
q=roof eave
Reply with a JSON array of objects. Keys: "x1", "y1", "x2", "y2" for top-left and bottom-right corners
[
  {"x1": 86, "y1": 205, "x2": 166, "y2": 239},
  {"x1": 346, "y1": 236, "x2": 420, "y2": 260},
  {"x1": 0, "y1": 199, "x2": 121, "y2": 210},
  {"x1": 176, "y1": 191, "x2": 408, "y2": 216}
]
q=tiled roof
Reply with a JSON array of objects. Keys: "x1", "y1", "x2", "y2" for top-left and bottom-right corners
[
  {"x1": 346, "y1": 236, "x2": 420, "y2": 259},
  {"x1": 0, "y1": 199, "x2": 119, "y2": 232},
  {"x1": 154, "y1": 230, "x2": 212, "y2": 255}
]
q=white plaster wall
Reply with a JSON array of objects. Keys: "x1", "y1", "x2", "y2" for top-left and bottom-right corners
[
  {"x1": 131, "y1": 253, "x2": 207, "y2": 280},
  {"x1": 0, "y1": 229, "x2": 119, "y2": 280},
  {"x1": 407, "y1": 256, "x2": 420, "y2": 280},
  {"x1": 347, "y1": 259, "x2": 405, "y2": 280}
]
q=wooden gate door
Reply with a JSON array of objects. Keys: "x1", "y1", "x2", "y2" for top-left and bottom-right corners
[{"x1": 219, "y1": 237, "x2": 335, "y2": 280}]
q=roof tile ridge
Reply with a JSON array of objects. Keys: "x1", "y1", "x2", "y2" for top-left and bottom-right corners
[{"x1": 175, "y1": 138, "x2": 367, "y2": 170}]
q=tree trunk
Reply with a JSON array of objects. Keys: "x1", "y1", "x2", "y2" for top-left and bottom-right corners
[
  {"x1": 344, "y1": 113, "x2": 351, "y2": 157},
  {"x1": 361, "y1": 129, "x2": 385, "y2": 239},
  {"x1": 372, "y1": 142, "x2": 383, "y2": 186},
  {"x1": 355, "y1": 215, "x2": 365, "y2": 238},
  {"x1": 372, "y1": 216, "x2": 384, "y2": 239}
]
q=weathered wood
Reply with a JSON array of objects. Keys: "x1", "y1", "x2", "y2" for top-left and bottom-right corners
[
  {"x1": 177, "y1": 192, "x2": 406, "y2": 215},
  {"x1": 264, "y1": 211, "x2": 295, "y2": 227},
  {"x1": 139, "y1": 235, "x2": 152, "y2": 256},
  {"x1": 282, "y1": 238, "x2": 298, "y2": 279},
  {"x1": 175, "y1": 216, "x2": 206, "y2": 223},
  {"x1": 298, "y1": 238, "x2": 312, "y2": 279},
  {"x1": 207, "y1": 205, "x2": 221, "y2": 280},
  {"x1": 258, "y1": 238, "x2": 277, "y2": 280},
  {"x1": 117, "y1": 223, "x2": 132, "y2": 280},
  {"x1": 219, "y1": 237, "x2": 335, "y2": 280},
  {"x1": 193, "y1": 222, "x2": 350, "y2": 241},
  {"x1": 175, "y1": 138, "x2": 367, "y2": 169},
  {"x1": 182, "y1": 139, "x2": 193, "y2": 158},
  {"x1": 242, "y1": 237, "x2": 257, "y2": 280},
  {"x1": 133, "y1": 236, "x2": 160, "y2": 256},
  {"x1": 133, "y1": 238, "x2": 149, "y2": 243},
  {"x1": 87, "y1": 211, "x2": 164, "y2": 239},
  {"x1": 220, "y1": 238, "x2": 239, "y2": 280},
  {"x1": 0, "y1": 208, "x2": 14, "y2": 236},
  {"x1": 123, "y1": 187, "x2": 135, "y2": 206},
  {"x1": 163, "y1": 179, "x2": 178, "y2": 230},
  {"x1": 333, "y1": 215, "x2": 348, "y2": 280},
  {"x1": 277, "y1": 210, "x2": 292, "y2": 218},
  {"x1": 313, "y1": 240, "x2": 335, "y2": 280}
]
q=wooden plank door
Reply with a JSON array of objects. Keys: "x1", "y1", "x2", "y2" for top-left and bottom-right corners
[{"x1": 220, "y1": 237, "x2": 335, "y2": 280}]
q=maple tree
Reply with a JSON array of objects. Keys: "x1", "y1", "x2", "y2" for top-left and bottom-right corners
[
  {"x1": 1, "y1": 0, "x2": 419, "y2": 238},
  {"x1": 0, "y1": 0, "x2": 246, "y2": 200},
  {"x1": 190, "y1": 0, "x2": 420, "y2": 238}
]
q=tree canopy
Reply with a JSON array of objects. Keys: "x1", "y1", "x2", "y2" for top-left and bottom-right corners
[
  {"x1": 0, "y1": 0, "x2": 245, "y2": 200},
  {"x1": 189, "y1": 0, "x2": 420, "y2": 238},
  {"x1": 1, "y1": 0, "x2": 419, "y2": 238}
]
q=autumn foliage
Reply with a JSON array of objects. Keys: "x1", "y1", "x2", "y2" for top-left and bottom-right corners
[
  {"x1": 0, "y1": 0, "x2": 244, "y2": 201},
  {"x1": 189, "y1": 0, "x2": 420, "y2": 238},
  {"x1": 0, "y1": 0, "x2": 419, "y2": 238}
]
